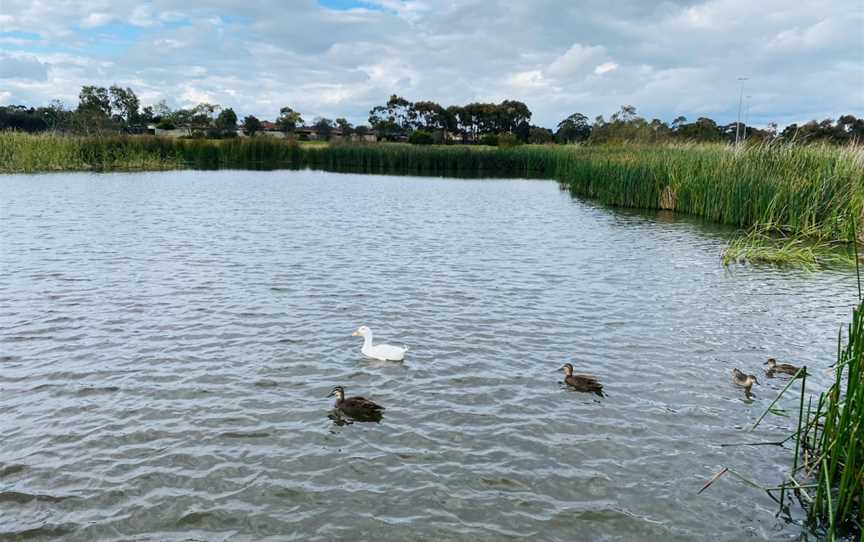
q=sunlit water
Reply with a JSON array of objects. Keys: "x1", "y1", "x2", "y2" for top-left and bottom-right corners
[{"x1": 0, "y1": 170, "x2": 858, "y2": 541}]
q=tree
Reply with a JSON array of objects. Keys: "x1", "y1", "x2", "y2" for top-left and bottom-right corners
[
  {"x1": 368, "y1": 95, "x2": 414, "y2": 139},
  {"x1": 312, "y1": 117, "x2": 334, "y2": 140},
  {"x1": 193, "y1": 103, "x2": 222, "y2": 128},
  {"x1": 75, "y1": 86, "x2": 114, "y2": 134},
  {"x1": 444, "y1": 105, "x2": 461, "y2": 137},
  {"x1": 0, "y1": 105, "x2": 49, "y2": 132},
  {"x1": 335, "y1": 117, "x2": 353, "y2": 136},
  {"x1": 514, "y1": 120, "x2": 531, "y2": 142},
  {"x1": 556, "y1": 113, "x2": 591, "y2": 143},
  {"x1": 611, "y1": 105, "x2": 637, "y2": 123},
  {"x1": 838, "y1": 114, "x2": 864, "y2": 140},
  {"x1": 214, "y1": 108, "x2": 237, "y2": 136},
  {"x1": 497, "y1": 100, "x2": 532, "y2": 133},
  {"x1": 411, "y1": 100, "x2": 447, "y2": 131},
  {"x1": 674, "y1": 117, "x2": 722, "y2": 142},
  {"x1": 528, "y1": 126, "x2": 555, "y2": 144},
  {"x1": 139, "y1": 106, "x2": 155, "y2": 124},
  {"x1": 109, "y1": 85, "x2": 140, "y2": 125},
  {"x1": 44, "y1": 100, "x2": 72, "y2": 132},
  {"x1": 243, "y1": 115, "x2": 262, "y2": 136},
  {"x1": 408, "y1": 130, "x2": 434, "y2": 145},
  {"x1": 276, "y1": 106, "x2": 304, "y2": 133},
  {"x1": 152, "y1": 100, "x2": 172, "y2": 121},
  {"x1": 78, "y1": 86, "x2": 111, "y2": 117}
]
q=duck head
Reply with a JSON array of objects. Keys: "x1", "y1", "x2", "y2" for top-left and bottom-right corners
[
  {"x1": 352, "y1": 325, "x2": 371, "y2": 337},
  {"x1": 327, "y1": 386, "x2": 345, "y2": 401},
  {"x1": 764, "y1": 358, "x2": 778, "y2": 369},
  {"x1": 559, "y1": 363, "x2": 574, "y2": 376}
]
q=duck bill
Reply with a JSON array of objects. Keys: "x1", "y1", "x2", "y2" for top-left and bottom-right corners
[{"x1": 351, "y1": 331, "x2": 360, "y2": 336}]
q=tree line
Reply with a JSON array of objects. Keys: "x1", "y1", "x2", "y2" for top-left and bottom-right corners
[{"x1": 1, "y1": 85, "x2": 861, "y2": 145}]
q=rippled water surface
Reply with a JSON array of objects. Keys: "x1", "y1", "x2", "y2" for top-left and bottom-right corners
[{"x1": 0, "y1": 170, "x2": 858, "y2": 541}]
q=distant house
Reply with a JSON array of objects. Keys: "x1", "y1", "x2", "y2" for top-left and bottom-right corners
[
  {"x1": 294, "y1": 126, "x2": 378, "y2": 142},
  {"x1": 125, "y1": 125, "x2": 156, "y2": 135},
  {"x1": 235, "y1": 120, "x2": 287, "y2": 138},
  {"x1": 150, "y1": 121, "x2": 379, "y2": 142},
  {"x1": 153, "y1": 125, "x2": 192, "y2": 138}
]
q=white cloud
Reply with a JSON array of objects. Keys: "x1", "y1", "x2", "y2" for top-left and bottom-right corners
[
  {"x1": 129, "y1": 6, "x2": 157, "y2": 27},
  {"x1": 81, "y1": 13, "x2": 113, "y2": 29},
  {"x1": 0, "y1": 0, "x2": 860, "y2": 129},
  {"x1": 594, "y1": 62, "x2": 619, "y2": 75},
  {"x1": 508, "y1": 70, "x2": 548, "y2": 89},
  {"x1": 547, "y1": 44, "x2": 607, "y2": 76}
]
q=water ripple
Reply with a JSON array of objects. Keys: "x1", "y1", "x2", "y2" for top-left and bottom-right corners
[{"x1": 0, "y1": 170, "x2": 856, "y2": 541}]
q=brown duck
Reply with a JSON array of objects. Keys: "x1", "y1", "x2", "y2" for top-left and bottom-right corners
[
  {"x1": 732, "y1": 368, "x2": 759, "y2": 393},
  {"x1": 764, "y1": 358, "x2": 806, "y2": 377},
  {"x1": 559, "y1": 363, "x2": 605, "y2": 397},
  {"x1": 328, "y1": 386, "x2": 384, "y2": 422}
]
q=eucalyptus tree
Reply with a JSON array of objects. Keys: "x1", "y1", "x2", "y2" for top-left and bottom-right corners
[
  {"x1": 277, "y1": 106, "x2": 304, "y2": 132},
  {"x1": 556, "y1": 112, "x2": 591, "y2": 143},
  {"x1": 109, "y1": 85, "x2": 140, "y2": 125}
]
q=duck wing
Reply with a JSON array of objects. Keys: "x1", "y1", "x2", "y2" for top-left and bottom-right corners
[
  {"x1": 342, "y1": 396, "x2": 385, "y2": 411},
  {"x1": 366, "y1": 343, "x2": 407, "y2": 361},
  {"x1": 566, "y1": 374, "x2": 605, "y2": 397}
]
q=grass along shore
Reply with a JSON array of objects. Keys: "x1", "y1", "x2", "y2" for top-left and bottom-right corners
[{"x1": 2, "y1": 132, "x2": 862, "y2": 265}]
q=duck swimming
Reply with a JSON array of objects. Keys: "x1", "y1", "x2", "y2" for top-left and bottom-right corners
[
  {"x1": 559, "y1": 363, "x2": 605, "y2": 397},
  {"x1": 352, "y1": 326, "x2": 408, "y2": 361},
  {"x1": 328, "y1": 386, "x2": 384, "y2": 422},
  {"x1": 764, "y1": 358, "x2": 805, "y2": 377},
  {"x1": 732, "y1": 368, "x2": 759, "y2": 392}
]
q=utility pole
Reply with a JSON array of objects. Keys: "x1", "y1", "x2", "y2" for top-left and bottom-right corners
[
  {"x1": 735, "y1": 77, "x2": 749, "y2": 146},
  {"x1": 742, "y1": 95, "x2": 752, "y2": 143}
]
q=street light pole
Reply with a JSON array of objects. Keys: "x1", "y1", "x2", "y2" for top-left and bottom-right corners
[
  {"x1": 742, "y1": 95, "x2": 752, "y2": 143},
  {"x1": 735, "y1": 77, "x2": 749, "y2": 146}
]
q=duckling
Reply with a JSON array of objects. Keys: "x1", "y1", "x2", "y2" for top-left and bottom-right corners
[
  {"x1": 327, "y1": 386, "x2": 384, "y2": 422},
  {"x1": 559, "y1": 363, "x2": 605, "y2": 397},
  {"x1": 732, "y1": 368, "x2": 759, "y2": 392},
  {"x1": 764, "y1": 358, "x2": 805, "y2": 377}
]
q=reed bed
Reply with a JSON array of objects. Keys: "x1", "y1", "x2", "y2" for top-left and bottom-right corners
[
  {"x1": 722, "y1": 224, "x2": 857, "y2": 269},
  {"x1": 792, "y1": 293, "x2": 864, "y2": 538},
  {"x1": 2, "y1": 132, "x2": 862, "y2": 251}
]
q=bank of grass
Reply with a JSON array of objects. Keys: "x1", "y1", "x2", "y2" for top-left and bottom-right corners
[
  {"x1": 2, "y1": 132, "x2": 862, "y2": 261},
  {"x1": 801, "y1": 294, "x2": 864, "y2": 538}
]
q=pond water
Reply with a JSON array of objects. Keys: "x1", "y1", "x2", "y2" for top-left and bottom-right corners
[{"x1": 0, "y1": 170, "x2": 858, "y2": 541}]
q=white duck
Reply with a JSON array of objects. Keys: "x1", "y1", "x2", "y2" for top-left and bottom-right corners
[{"x1": 352, "y1": 325, "x2": 408, "y2": 361}]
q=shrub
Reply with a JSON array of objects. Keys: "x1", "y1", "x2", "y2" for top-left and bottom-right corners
[
  {"x1": 479, "y1": 134, "x2": 498, "y2": 146},
  {"x1": 497, "y1": 133, "x2": 520, "y2": 148},
  {"x1": 409, "y1": 130, "x2": 434, "y2": 145}
]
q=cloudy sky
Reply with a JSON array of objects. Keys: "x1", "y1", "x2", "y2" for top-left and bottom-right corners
[{"x1": 1, "y1": 0, "x2": 862, "y2": 128}]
